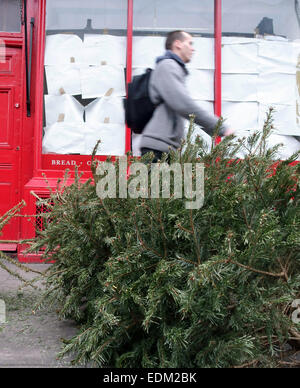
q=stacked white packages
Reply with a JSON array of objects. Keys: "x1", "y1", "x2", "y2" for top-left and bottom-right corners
[
  {"x1": 43, "y1": 33, "x2": 126, "y2": 155},
  {"x1": 221, "y1": 36, "x2": 300, "y2": 160},
  {"x1": 43, "y1": 33, "x2": 300, "y2": 159}
]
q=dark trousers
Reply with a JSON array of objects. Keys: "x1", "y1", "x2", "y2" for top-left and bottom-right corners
[{"x1": 141, "y1": 148, "x2": 169, "y2": 163}]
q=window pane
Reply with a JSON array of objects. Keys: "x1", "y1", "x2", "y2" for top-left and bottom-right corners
[
  {"x1": 133, "y1": 0, "x2": 214, "y2": 35},
  {"x1": 222, "y1": 0, "x2": 299, "y2": 39},
  {"x1": 43, "y1": 0, "x2": 127, "y2": 156},
  {"x1": 222, "y1": 0, "x2": 300, "y2": 160},
  {"x1": 46, "y1": 0, "x2": 127, "y2": 30},
  {"x1": 0, "y1": 0, "x2": 21, "y2": 32},
  {"x1": 132, "y1": 0, "x2": 215, "y2": 155}
]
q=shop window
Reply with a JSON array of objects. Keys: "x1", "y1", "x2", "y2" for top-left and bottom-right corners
[
  {"x1": 132, "y1": 0, "x2": 215, "y2": 154},
  {"x1": 42, "y1": 0, "x2": 127, "y2": 156},
  {"x1": 133, "y1": 0, "x2": 214, "y2": 35},
  {"x1": 222, "y1": 0, "x2": 300, "y2": 160},
  {"x1": 222, "y1": 0, "x2": 299, "y2": 40},
  {"x1": 0, "y1": 0, "x2": 22, "y2": 33}
]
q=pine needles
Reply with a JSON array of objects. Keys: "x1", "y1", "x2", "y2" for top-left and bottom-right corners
[
  {"x1": 29, "y1": 110, "x2": 300, "y2": 367},
  {"x1": 0, "y1": 201, "x2": 43, "y2": 289}
]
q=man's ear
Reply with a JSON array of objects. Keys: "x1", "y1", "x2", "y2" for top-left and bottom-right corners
[{"x1": 173, "y1": 39, "x2": 182, "y2": 50}]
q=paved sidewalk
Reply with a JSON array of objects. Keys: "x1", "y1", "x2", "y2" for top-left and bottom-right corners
[
  {"x1": 1, "y1": 255, "x2": 299, "y2": 369},
  {"x1": 0, "y1": 257, "x2": 86, "y2": 368}
]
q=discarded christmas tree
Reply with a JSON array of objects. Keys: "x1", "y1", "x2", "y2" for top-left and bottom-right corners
[
  {"x1": 30, "y1": 110, "x2": 300, "y2": 367},
  {"x1": 0, "y1": 201, "x2": 42, "y2": 289}
]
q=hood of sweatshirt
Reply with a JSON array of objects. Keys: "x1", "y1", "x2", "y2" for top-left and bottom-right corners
[{"x1": 155, "y1": 50, "x2": 189, "y2": 75}]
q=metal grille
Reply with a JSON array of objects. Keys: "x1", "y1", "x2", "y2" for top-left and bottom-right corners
[{"x1": 35, "y1": 200, "x2": 53, "y2": 235}]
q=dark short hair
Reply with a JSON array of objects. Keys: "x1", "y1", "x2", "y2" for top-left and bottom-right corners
[{"x1": 165, "y1": 30, "x2": 187, "y2": 50}]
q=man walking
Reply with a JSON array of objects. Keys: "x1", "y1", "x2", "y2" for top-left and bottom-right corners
[{"x1": 140, "y1": 30, "x2": 233, "y2": 160}]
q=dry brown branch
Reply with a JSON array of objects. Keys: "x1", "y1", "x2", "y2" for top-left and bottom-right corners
[
  {"x1": 156, "y1": 200, "x2": 168, "y2": 259},
  {"x1": 189, "y1": 210, "x2": 201, "y2": 265},
  {"x1": 232, "y1": 359, "x2": 259, "y2": 368},
  {"x1": 176, "y1": 223, "x2": 193, "y2": 235},
  {"x1": 228, "y1": 259, "x2": 287, "y2": 279},
  {"x1": 0, "y1": 250, "x2": 43, "y2": 275},
  {"x1": 0, "y1": 200, "x2": 26, "y2": 230}
]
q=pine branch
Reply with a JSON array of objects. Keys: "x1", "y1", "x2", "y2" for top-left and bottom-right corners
[
  {"x1": 133, "y1": 212, "x2": 163, "y2": 259},
  {"x1": 228, "y1": 258, "x2": 287, "y2": 279},
  {"x1": 176, "y1": 222, "x2": 193, "y2": 235},
  {"x1": 189, "y1": 210, "x2": 201, "y2": 265},
  {"x1": 0, "y1": 250, "x2": 43, "y2": 275},
  {"x1": 232, "y1": 359, "x2": 259, "y2": 368},
  {"x1": 156, "y1": 200, "x2": 168, "y2": 259},
  {"x1": 0, "y1": 259, "x2": 37, "y2": 289},
  {"x1": 0, "y1": 200, "x2": 26, "y2": 230},
  {"x1": 242, "y1": 206, "x2": 252, "y2": 231},
  {"x1": 245, "y1": 157, "x2": 268, "y2": 208},
  {"x1": 0, "y1": 239, "x2": 35, "y2": 243}
]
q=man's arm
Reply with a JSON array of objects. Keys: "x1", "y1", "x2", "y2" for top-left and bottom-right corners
[{"x1": 153, "y1": 60, "x2": 229, "y2": 136}]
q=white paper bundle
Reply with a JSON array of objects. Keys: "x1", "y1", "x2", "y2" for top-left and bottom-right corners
[
  {"x1": 44, "y1": 34, "x2": 83, "y2": 65},
  {"x1": 258, "y1": 41, "x2": 297, "y2": 74},
  {"x1": 222, "y1": 74, "x2": 258, "y2": 102},
  {"x1": 45, "y1": 65, "x2": 82, "y2": 95},
  {"x1": 83, "y1": 34, "x2": 126, "y2": 66},
  {"x1": 186, "y1": 69, "x2": 214, "y2": 100},
  {"x1": 259, "y1": 104, "x2": 299, "y2": 136},
  {"x1": 44, "y1": 95, "x2": 84, "y2": 127},
  {"x1": 42, "y1": 122, "x2": 85, "y2": 154},
  {"x1": 85, "y1": 96, "x2": 125, "y2": 125},
  {"x1": 294, "y1": 42, "x2": 300, "y2": 66},
  {"x1": 222, "y1": 101, "x2": 259, "y2": 131},
  {"x1": 266, "y1": 134, "x2": 300, "y2": 160},
  {"x1": 183, "y1": 129, "x2": 212, "y2": 153},
  {"x1": 222, "y1": 43, "x2": 258, "y2": 74},
  {"x1": 187, "y1": 38, "x2": 214, "y2": 70},
  {"x1": 187, "y1": 122, "x2": 213, "y2": 149},
  {"x1": 80, "y1": 65, "x2": 126, "y2": 99},
  {"x1": 132, "y1": 36, "x2": 165, "y2": 68},
  {"x1": 258, "y1": 73, "x2": 296, "y2": 105},
  {"x1": 84, "y1": 123, "x2": 125, "y2": 155},
  {"x1": 227, "y1": 131, "x2": 300, "y2": 161}
]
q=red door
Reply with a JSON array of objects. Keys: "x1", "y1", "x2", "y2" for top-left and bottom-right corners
[{"x1": 0, "y1": 44, "x2": 22, "y2": 242}]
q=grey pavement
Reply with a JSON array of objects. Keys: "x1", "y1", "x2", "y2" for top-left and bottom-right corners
[
  {"x1": 1, "y1": 254, "x2": 299, "y2": 369},
  {"x1": 0, "y1": 256, "x2": 87, "y2": 368}
]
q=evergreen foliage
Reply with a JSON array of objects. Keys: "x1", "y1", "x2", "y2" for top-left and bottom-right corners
[
  {"x1": 30, "y1": 110, "x2": 300, "y2": 367},
  {"x1": 0, "y1": 201, "x2": 42, "y2": 288}
]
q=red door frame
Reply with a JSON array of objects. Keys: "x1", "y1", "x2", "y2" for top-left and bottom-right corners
[
  {"x1": 214, "y1": 0, "x2": 222, "y2": 117},
  {"x1": 0, "y1": 0, "x2": 27, "y2": 249},
  {"x1": 0, "y1": 40, "x2": 23, "y2": 249},
  {"x1": 125, "y1": 0, "x2": 133, "y2": 153}
]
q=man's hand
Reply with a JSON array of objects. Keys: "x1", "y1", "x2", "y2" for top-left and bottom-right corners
[{"x1": 223, "y1": 128, "x2": 235, "y2": 136}]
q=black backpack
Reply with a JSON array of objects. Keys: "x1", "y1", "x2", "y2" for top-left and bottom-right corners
[{"x1": 125, "y1": 68, "x2": 158, "y2": 134}]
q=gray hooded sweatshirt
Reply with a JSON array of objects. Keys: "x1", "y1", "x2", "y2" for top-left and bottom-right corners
[{"x1": 140, "y1": 50, "x2": 227, "y2": 153}]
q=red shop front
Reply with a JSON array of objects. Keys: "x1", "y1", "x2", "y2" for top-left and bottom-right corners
[{"x1": 0, "y1": 0, "x2": 299, "y2": 261}]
